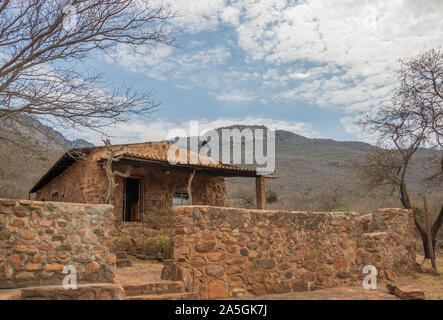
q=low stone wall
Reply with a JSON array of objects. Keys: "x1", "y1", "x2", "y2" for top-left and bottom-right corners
[
  {"x1": 169, "y1": 206, "x2": 416, "y2": 299},
  {"x1": 0, "y1": 199, "x2": 117, "y2": 288},
  {"x1": 0, "y1": 283, "x2": 125, "y2": 300}
]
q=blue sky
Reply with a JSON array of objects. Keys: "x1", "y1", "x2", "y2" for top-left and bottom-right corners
[{"x1": 72, "y1": 0, "x2": 443, "y2": 145}]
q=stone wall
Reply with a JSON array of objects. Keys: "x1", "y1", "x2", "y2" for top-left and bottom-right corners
[
  {"x1": 169, "y1": 206, "x2": 416, "y2": 299},
  {"x1": 33, "y1": 143, "x2": 230, "y2": 258},
  {"x1": 35, "y1": 143, "x2": 230, "y2": 222},
  {"x1": 1, "y1": 283, "x2": 125, "y2": 300},
  {"x1": 0, "y1": 199, "x2": 117, "y2": 288},
  {"x1": 111, "y1": 163, "x2": 229, "y2": 223}
]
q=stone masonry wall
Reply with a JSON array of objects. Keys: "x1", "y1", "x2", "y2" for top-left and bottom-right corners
[
  {"x1": 0, "y1": 199, "x2": 117, "y2": 288},
  {"x1": 170, "y1": 206, "x2": 416, "y2": 299},
  {"x1": 34, "y1": 144, "x2": 229, "y2": 257},
  {"x1": 35, "y1": 145, "x2": 229, "y2": 219}
]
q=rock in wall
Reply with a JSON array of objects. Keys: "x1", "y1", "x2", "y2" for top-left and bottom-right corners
[
  {"x1": 0, "y1": 199, "x2": 117, "y2": 288},
  {"x1": 169, "y1": 206, "x2": 416, "y2": 299}
]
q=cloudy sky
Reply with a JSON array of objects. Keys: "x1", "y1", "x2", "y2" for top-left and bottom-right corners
[{"x1": 73, "y1": 0, "x2": 443, "y2": 145}]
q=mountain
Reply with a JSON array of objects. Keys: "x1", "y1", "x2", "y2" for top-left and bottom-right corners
[
  {"x1": 220, "y1": 126, "x2": 441, "y2": 214},
  {"x1": 0, "y1": 123, "x2": 440, "y2": 216},
  {"x1": 68, "y1": 139, "x2": 95, "y2": 148},
  {"x1": 0, "y1": 117, "x2": 93, "y2": 198},
  {"x1": 2, "y1": 116, "x2": 94, "y2": 150},
  {"x1": 168, "y1": 124, "x2": 440, "y2": 214}
]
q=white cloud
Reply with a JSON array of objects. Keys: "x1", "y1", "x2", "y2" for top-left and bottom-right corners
[
  {"x1": 106, "y1": 44, "x2": 231, "y2": 82},
  {"x1": 233, "y1": 0, "x2": 443, "y2": 110},
  {"x1": 107, "y1": 0, "x2": 443, "y2": 137},
  {"x1": 340, "y1": 116, "x2": 377, "y2": 144},
  {"x1": 213, "y1": 90, "x2": 256, "y2": 102},
  {"x1": 149, "y1": 0, "x2": 228, "y2": 33},
  {"x1": 221, "y1": 6, "x2": 241, "y2": 26},
  {"x1": 289, "y1": 72, "x2": 311, "y2": 80}
]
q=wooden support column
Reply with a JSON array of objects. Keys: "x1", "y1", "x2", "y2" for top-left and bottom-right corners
[{"x1": 256, "y1": 176, "x2": 266, "y2": 210}]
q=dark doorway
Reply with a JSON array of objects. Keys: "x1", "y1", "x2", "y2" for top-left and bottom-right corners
[{"x1": 124, "y1": 177, "x2": 140, "y2": 222}]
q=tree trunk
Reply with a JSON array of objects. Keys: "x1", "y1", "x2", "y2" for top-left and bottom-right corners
[
  {"x1": 102, "y1": 159, "x2": 115, "y2": 204},
  {"x1": 431, "y1": 204, "x2": 443, "y2": 251},
  {"x1": 187, "y1": 170, "x2": 196, "y2": 205},
  {"x1": 102, "y1": 139, "x2": 131, "y2": 204},
  {"x1": 399, "y1": 177, "x2": 433, "y2": 259},
  {"x1": 413, "y1": 212, "x2": 431, "y2": 259},
  {"x1": 423, "y1": 196, "x2": 437, "y2": 271},
  {"x1": 411, "y1": 203, "x2": 442, "y2": 260}
]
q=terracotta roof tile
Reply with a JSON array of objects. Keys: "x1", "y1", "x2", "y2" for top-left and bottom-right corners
[{"x1": 30, "y1": 141, "x2": 261, "y2": 193}]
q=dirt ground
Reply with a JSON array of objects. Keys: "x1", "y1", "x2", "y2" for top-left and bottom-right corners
[
  {"x1": 113, "y1": 255, "x2": 443, "y2": 300},
  {"x1": 113, "y1": 259, "x2": 164, "y2": 286},
  {"x1": 378, "y1": 254, "x2": 443, "y2": 300}
]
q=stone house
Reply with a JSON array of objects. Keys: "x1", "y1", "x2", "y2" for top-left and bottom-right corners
[{"x1": 29, "y1": 141, "x2": 267, "y2": 226}]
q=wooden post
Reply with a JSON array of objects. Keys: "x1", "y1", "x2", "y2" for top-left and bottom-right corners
[
  {"x1": 256, "y1": 176, "x2": 266, "y2": 210},
  {"x1": 423, "y1": 195, "x2": 437, "y2": 271}
]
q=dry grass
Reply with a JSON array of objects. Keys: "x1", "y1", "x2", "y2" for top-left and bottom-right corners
[
  {"x1": 376, "y1": 255, "x2": 443, "y2": 300},
  {"x1": 392, "y1": 255, "x2": 443, "y2": 300}
]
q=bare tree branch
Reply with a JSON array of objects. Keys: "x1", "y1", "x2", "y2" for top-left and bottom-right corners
[
  {"x1": 102, "y1": 138, "x2": 131, "y2": 204},
  {"x1": 0, "y1": 0, "x2": 176, "y2": 146},
  {"x1": 357, "y1": 49, "x2": 442, "y2": 260},
  {"x1": 187, "y1": 169, "x2": 195, "y2": 205}
]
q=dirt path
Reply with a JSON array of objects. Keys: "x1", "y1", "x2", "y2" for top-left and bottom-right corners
[
  {"x1": 113, "y1": 256, "x2": 443, "y2": 300},
  {"x1": 232, "y1": 287, "x2": 398, "y2": 300},
  {"x1": 113, "y1": 259, "x2": 164, "y2": 286}
]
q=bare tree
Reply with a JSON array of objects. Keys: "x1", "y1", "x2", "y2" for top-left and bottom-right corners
[
  {"x1": 0, "y1": 0, "x2": 175, "y2": 146},
  {"x1": 317, "y1": 182, "x2": 347, "y2": 212},
  {"x1": 240, "y1": 193, "x2": 255, "y2": 209},
  {"x1": 186, "y1": 170, "x2": 195, "y2": 205},
  {"x1": 102, "y1": 139, "x2": 131, "y2": 204},
  {"x1": 358, "y1": 49, "x2": 442, "y2": 259}
]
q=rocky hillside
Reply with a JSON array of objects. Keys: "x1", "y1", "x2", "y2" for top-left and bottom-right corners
[
  {"x1": 0, "y1": 123, "x2": 440, "y2": 217},
  {"x1": 221, "y1": 126, "x2": 441, "y2": 215},
  {"x1": 2, "y1": 115, "x2": 94, "y2": 150},
  {"x1": 0, "y1": 118, "x2": 93, "y2": 198}
]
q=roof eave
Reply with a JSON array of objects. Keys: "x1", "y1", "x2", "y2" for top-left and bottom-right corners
[
  {"x1": 100, "y1": 156, "x2": 261, "y2": 178},
  {"x1": 29, "y1": 148, "x2": 90, "y2": 193}
]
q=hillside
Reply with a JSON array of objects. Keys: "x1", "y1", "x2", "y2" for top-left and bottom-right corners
[
  {"x1": 0, "y1": 119, "x2": 93, "y2": 198},
  {"x1": 223, "y1": 127, "x2": 441, "y2": 215},
  {"x1": 2, "y1": 116, "x2": 94, "y2": 150},
  {"x1": 0, "y1": 123, "x2": 441, "y2": 218}
]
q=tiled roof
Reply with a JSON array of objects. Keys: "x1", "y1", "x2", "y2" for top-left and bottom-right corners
[
  {"x1": 30, "y1": 141, "x2": 261, "y2": 193},
  {"x1": 115, "y1": 151, "x2": 258, "y2": 174}
]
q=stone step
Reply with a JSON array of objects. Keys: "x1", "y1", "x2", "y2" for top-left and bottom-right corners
[
  {"x1": 116, "y1": 259, "x2": 132, "y2": 268},
  {"x1": 126, "y1": 292, "x2": 198, "y2": 300},
  {"x1": 116, "y1": 251, "x2": 128, "y2": 260},
  {"x1": 123, "y1": 281, "x2": 184, "y2": 297}
]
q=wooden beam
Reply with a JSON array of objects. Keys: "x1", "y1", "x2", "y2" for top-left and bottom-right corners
[
  {"x1": 108, "y1": 158, "x2": 259, "y2": 177},
  {"x1": 256, "y1": 176, "x2": 266, "y2": 210}
]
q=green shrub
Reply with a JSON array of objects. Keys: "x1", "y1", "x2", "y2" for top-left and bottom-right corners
[
  {"x1": 266, "y1": 189, "x2": 278, "y2": 203},
  {"x1": 142, "y1": 234, "x2": 174, "y2": 260}
]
